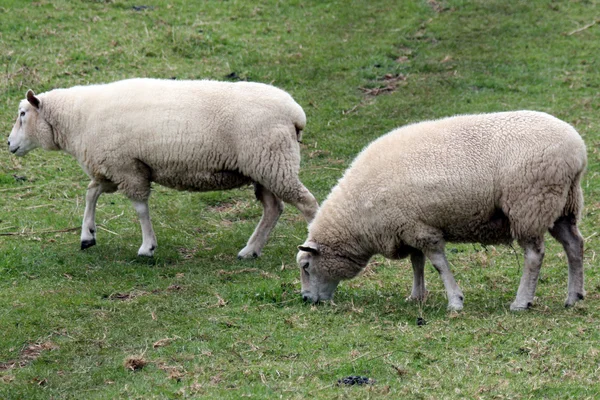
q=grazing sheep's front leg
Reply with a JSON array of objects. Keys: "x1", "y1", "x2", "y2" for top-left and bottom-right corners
[
  {"x1": 132, "y1": 200, "x2": 157, "y2": 257},
  {"x1": 549, "y1": 216, "x2": 585, "y2": 307},
  {"x1": 407, "y1": 251, "x2": 428, "y2": 301},
  {"x1": 81, "y1": 180, "x2": 117, "y2": 250},
  {"x1": 238, "y1": 184, "x2": 284, "y2": 259},
  {"x1": 425, "y1": 248, "x2": 464, "y2": 311},
  {"x1": 510, "y1": 238, "x2": 545, "y2": 311}
]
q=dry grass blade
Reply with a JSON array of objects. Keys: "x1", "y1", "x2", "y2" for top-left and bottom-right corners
[{"x1": 0, "y1": 226, "x2": 80, "y2": 236}]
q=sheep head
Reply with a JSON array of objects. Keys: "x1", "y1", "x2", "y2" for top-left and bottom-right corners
[
  {"x1": 297, "y1": 240, "x2": 363, "y2": 303},
  {"x1": 8, "y1": 90, "x2": 56, "y2": 156}
]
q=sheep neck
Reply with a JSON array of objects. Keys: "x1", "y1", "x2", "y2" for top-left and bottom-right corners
[
  {"x1": 40, "y1": 91, "x2": 80, "y2": 157},
  {"x1": 311, "y1": 198, "x2": 373, "y2": 267}
]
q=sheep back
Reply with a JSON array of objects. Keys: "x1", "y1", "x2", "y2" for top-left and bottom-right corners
[
  {"x1": 39, "y1": 78, "x2": 307, "y2": 199},
  {"x1": 311, "y1": 111, "x2": 586, "y2": 257}
]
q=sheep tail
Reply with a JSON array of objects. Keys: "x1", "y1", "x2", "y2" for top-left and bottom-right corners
[
  {"x1": 292, "y1": 106, "x2": 307, "y2": 143},
  {"x1": 563, "y1": 167, "x2": 585, "y2": 221}
]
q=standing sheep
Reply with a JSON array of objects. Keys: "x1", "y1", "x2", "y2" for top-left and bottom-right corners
[
  {"x1": 8, "y1": 78, "x2": 318, "y2": 258},
  {"x1": 297, "y1": 111, "x2": 587, "y2": 311}
]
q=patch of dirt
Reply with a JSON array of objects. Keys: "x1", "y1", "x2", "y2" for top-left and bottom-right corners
[
  {"x1": 124, "y1": 356, "x2": 147, "y2": 371},
  {"x1": 157, "y1": 362, "x2": 186, "y2": 381},
  {"x1": 206, "y1": 200, "x2": 246, "y2": 214},
  {"x1": 177, "y1": 247, "x2": 198, "y2": 259},
  {"x1": 427, "y1": 0, "x2": 451, "y2": 13},
  {"x1": 107, "y1": 285, "x2": 184, "y2": 301},
  {"x1": 108, "y1": 290, "x2": 148, "y2": 301},
  {"x1": 360, "y1": 73, "x2": 407, "y2": 96},
  {"x1": 0, "y1": 341, "x2": 58, "y2": 371},
  {"x1": 217, "y1": 268, "x2": 276, "y2": 279}
]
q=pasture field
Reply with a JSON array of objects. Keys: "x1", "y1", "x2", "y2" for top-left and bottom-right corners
[{"x1": 1, "y1": 0, "x2": 600, "y2": 398}]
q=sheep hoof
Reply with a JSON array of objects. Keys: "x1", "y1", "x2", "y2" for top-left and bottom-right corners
[
  {"x1": 510, "y1": 301, "x2": 532, "y2": 311},
  {"x1": 565, "y1": 292, "x2": 585, "y2": 308},
  {"x1": 405, "y1": 291, "x2": 429, "y2": 302},
  {"x1": 137, "y1": 245, "x2": 156, "y2": 257},
  {"x1": 81, "y1": 239, "x2": 96, "y2": 250},
  {"x1": 237, "y1": 248, "x2": 260, "y2": 259}
]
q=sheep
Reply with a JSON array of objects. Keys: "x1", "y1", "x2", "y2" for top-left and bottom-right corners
[
  {"x1": 7, "y1": 78, "x2": 319, "y2": 258},
  {"x1": 297, "y1": 111, "x2": 587, "y2": 311}
]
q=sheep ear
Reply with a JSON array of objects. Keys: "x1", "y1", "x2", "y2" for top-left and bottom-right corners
[
  {"x1": 26, "y1": 90, "x2": 40, "y2": 109},
  {"x1": 298, "y1": 241, "x2": 320, "y2": 256}
]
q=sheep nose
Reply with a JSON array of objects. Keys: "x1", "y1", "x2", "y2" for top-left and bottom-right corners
[{"x1": 302, "y1": 295, "x2": 309, "y2": 302}]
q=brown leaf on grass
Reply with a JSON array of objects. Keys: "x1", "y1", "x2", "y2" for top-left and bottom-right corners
[
  {"x1": 30, "y1": 377, "x2": 48, "y2": 386},
  {"x1": 124, "y1": 356, "x2": 147, "y2": 371},
  {"x1": 153, "y1": 337, "x2": 177, "y2": 348}
]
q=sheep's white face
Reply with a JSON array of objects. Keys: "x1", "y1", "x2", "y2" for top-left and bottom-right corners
[
  {"x1": 296, "y1": 241, "x2": 342, "y2": 303},
  {"x1": 8, "y1": 92, "x2": 41, "y2": 156}
]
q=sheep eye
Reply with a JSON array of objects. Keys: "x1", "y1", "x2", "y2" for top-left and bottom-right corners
[
  {"x1": 20, "y1": 111, "x2": 25, "y2": 117},
  {"x1": 301, "y1": 262, "x2": 310, "y2": 272}
]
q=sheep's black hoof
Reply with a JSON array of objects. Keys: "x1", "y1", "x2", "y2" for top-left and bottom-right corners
[
  {"x1": 81, "y1": 239, "x2": 96, "y2": 250},
  {"x1": 237, "y1": 252, "x2": 258, "y2": 260}
]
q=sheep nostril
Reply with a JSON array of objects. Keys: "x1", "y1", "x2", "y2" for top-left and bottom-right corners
[{"x1": 302, "y1": 295, "x2": 309, "y2": 303}]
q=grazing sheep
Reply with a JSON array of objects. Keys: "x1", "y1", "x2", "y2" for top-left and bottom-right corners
[
  {"x1": 8, "y1": 78, "x2": 318, "y2": 258},
  {"x1": 297, "y1": 111, "x2": 587, "y2": 311}
]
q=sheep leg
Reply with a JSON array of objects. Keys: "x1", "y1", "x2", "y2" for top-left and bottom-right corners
[
  {"x1": 274, "y1": 180, "x2": 318, "y2": 223},
  {"x1": 549, "y1": 215, "x2": 585, "y2": 307},
  {"x1": 237, "y1": 184, "x2": 284, "y2": 259},
  {"x1": 132, "y1": 200, "x2": 157, "y2": 257},
  {"x1": 510, "y1": 238, "x2": 545, "y2": 311},
  {"x1": 81, "y1": 180, "x2": 117, "y2": 250},
  {"x1": 293, "y1": 186, "x2": 319, "y2": 223},
  {"x1": 81, "y1": 182, "x2": 103, "y2": 249},
  {"x1": 407, "y1": 250, "x2": 428, "y2": 301},
  {"x1": 425, "y1": 249, "x2": 464, "y2": 311}
]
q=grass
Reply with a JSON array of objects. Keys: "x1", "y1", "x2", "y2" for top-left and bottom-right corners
[{"x1": 1, "y1": 0, "x2": 600, "y2": 398}]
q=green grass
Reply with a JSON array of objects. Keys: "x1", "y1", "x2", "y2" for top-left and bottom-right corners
[{"x1": 1, "y1": 0, "x2": 600, "y2": 398}]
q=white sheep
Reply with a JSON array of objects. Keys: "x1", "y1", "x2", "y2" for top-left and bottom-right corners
[
  {"x1": 8, "y1": 78, "x2": 318, "y2": 258},
  {"x1": 297, "y1": 111, "x2": 587, "y2": 311}
]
